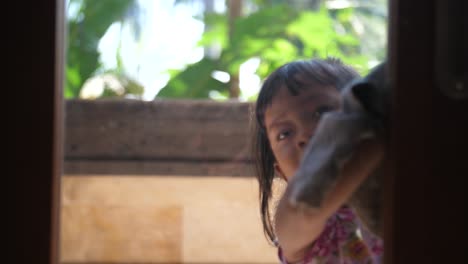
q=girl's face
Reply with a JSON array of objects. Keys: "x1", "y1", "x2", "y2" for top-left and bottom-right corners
[{"x1": 264, "y1": 85, "x2": 341, "y2": 181}]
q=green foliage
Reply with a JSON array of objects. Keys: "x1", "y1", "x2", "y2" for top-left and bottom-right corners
[
  {"x1": 158, "y1": 2, "x2": 381, "y2": 100},
  {"x1": 157, "y1": 58, "x2": 229, "y2": 98},
  {"x1": 223, "y1": 4, "x2": 297, "y2": 72},
  {"x1": 65, "y1": 0, "x2": 141, "y2": 99},
  {"x1": 198, "y1": 13, "x2": 229, "y2": 49},
  {"x1": 65, "y1": 0, "x2": 386, "y2": 100}
]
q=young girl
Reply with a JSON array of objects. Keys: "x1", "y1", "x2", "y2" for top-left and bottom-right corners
[{"x1": 253, "y1": 58, "x2": 384, "y2": 263}]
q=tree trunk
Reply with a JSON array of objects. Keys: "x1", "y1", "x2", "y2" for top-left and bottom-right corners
[{"x1": 227, "y1": 0, "x2": 242, "y2": 99}]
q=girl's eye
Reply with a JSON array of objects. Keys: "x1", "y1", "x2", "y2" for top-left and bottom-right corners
[
  {"x1": 314, "y1": 105, "x2": 335, "y2": 118},
  {"x1": 277, "y1": 130, "x2": 291, "y2": 141}
]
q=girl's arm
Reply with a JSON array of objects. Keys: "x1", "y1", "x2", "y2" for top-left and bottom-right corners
[{"x1": 275, "y1": 138, "x2": 385, "y2": 263}]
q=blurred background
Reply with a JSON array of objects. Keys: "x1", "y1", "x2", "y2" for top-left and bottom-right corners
[
  {"x1": 65, "y1": 0, "x2": 387, "y2": 101},
  {"x1": 61, "y1": 0, "x2": 387, "y2": 263}
]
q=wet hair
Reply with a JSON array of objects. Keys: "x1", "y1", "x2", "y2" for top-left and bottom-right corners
[{"x1": 252, "y1": 57, "x2": 360, "y2": 244}]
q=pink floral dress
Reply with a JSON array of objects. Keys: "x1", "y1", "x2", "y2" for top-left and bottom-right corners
[{"x1": 277, "y1": 206, "x2": 383, "y2": 264}]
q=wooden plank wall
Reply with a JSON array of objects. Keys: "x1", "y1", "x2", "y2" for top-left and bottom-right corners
[
  {"x1": 61, "y1": 100, "x2": 279, "y2": 264},
  {"x1": 64, "y1": 99, "x2": 256, "y2": 177}
]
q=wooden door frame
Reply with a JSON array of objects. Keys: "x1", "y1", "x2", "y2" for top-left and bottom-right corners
[
  {"x1": 12, "y1": 0, "x2": 467, "y2": 263},
  {"x1": 387, "y1": 0, "x2": 467, "y2": 263},
  {"x1": 12, "y1": 0, "x2": 64, "y2": 263}
]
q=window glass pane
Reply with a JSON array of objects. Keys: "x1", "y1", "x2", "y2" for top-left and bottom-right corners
[{"x1": 61, "y1": 0, "x2": 388, "y2": 263}]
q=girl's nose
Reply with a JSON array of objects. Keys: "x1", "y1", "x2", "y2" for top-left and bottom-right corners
[
  {"x1": 297, "y1": 113, "x2": 317, "y2": 149},
  {"x1": 297, "y1": 129, "x2": 313, "y2": 149},
  {"x1": 298, "y1": 140, "x2": 307, "y2": 149}
]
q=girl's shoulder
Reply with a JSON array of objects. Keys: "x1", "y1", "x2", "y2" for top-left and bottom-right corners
[{"x1": 278, "y1": 206, "x2": 383, "y2": 264}]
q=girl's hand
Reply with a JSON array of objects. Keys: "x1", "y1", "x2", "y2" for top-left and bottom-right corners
[{"x1": 274, "y1": 138, "x2": 385, "y2": 262}]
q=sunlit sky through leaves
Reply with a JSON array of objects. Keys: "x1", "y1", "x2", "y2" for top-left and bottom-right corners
[
  {"x1": 94, "y1": 0, "x2": 260, "y2": 101},
  {"x1": 71, "y1": 0, "x2": 387, "y2": 100}
]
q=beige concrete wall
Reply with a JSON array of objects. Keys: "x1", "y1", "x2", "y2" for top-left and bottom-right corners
[{"x1": 60, "y1": 175, "x2": 282, "y2": 263}]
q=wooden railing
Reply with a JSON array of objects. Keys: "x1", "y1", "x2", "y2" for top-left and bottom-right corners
[{"x1": 64, "y1": 99, "x2": 256, "y2": 177}]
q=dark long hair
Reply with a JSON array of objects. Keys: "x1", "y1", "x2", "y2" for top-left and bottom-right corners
[{"x1": 252, "y1": 57, "x2": 360, "y2": 244}]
